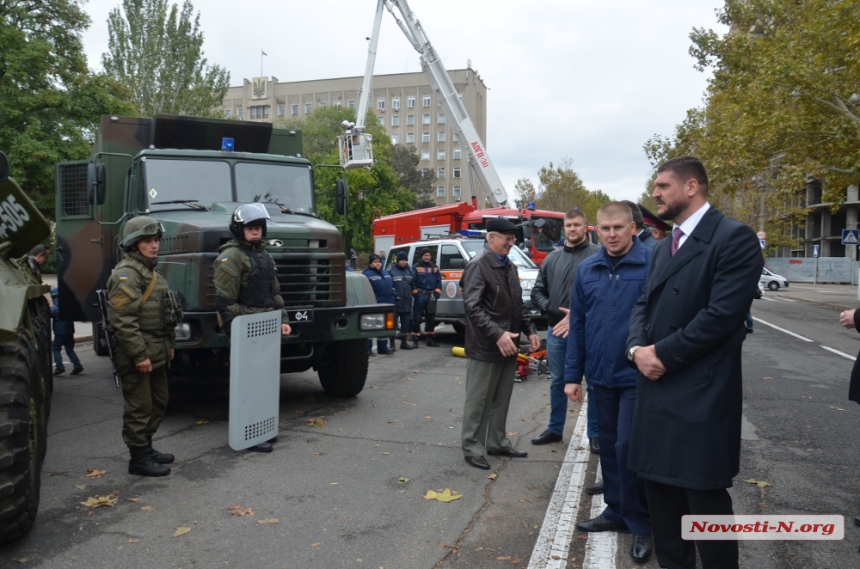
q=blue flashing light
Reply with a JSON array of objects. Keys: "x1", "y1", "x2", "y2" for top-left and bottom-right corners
[
  {"x1": 221, "y1": 137, "x2": 235, "y2": 152},
  {"x1": 460, "y1": 229, "x2": 485, "y2": 238},
  {"x1": 527, "y1": 201, "x2": 536, "y2": 210}
]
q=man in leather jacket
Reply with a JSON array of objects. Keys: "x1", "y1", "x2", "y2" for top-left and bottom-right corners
[{"x1": 460, "y1": 217, "x2": 540, "y2": 470}]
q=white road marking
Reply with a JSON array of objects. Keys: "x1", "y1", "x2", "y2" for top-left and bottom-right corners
[
  {"x1": 752, "y1": 317, "x2": 813, "y2": 342},
  {"x1": 760, "y1": 296, "x2": 777, "y2": 302},
  {"x1": 780, "y1": 297, "x2": 797, "y2": 302},
  {"x1": 582, "y1": 473, "x2": 617, "y2": 569},
  {"x1": 821, "y1": 345, "x2": 857, "y2": 361},
  {"x1": 527, "y1": 399, "x2": 590, "y2": 569}
]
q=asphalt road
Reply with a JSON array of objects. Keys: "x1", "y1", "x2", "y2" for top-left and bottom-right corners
[{"x1": 2, "y1": 328, "x2": 576, "y2": 569}]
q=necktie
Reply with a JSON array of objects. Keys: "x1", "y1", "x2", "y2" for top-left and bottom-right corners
[{"x1": 671, "y1": 227, "x2": 683, "y2": 257}]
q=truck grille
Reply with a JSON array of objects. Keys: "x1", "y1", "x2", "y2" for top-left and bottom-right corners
[{"x1": 273, "y1": 255, "x2": 345, "y2": 307}]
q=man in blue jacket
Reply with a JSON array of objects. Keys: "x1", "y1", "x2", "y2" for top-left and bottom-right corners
[
  {"x1": 411, "y1": 248, "x2": 442, "y2": 347},
  {"x1": 564, "y1": 202, "x2": 653, "y2": 563},
  {"x1": 363, "y1": 254, "x2": 396, "y2": 355},
  {"x1": 389, "y1": 251, "x2": 415, "y2": 350},
  {"x1": 50, "y1": 287, "x2": 83, "y2": 375}
]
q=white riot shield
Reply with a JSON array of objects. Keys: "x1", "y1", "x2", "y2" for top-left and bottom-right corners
[{"x1": 229, "y1": 312, "x2": 281, "y2": 450}]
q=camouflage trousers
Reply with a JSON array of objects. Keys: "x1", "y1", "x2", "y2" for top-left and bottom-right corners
[{"x1": 121, "y1": 365, "x2": 169, "y2": 448}]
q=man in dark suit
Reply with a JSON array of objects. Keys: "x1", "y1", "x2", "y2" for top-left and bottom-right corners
[
  {"x1": 622, "y1": 200, "x2": 658, "y2": 249},
  {"x1": 626, "y1": 156, "x2": 762, "y2": 569}
]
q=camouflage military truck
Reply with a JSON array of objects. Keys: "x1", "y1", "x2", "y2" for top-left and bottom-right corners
[
  {"x1": 55, "y1": 115, "x2": 394, "y2": 397},
  {"x1": 0, "y1": 151, "x2": 53, "y2": 543}
]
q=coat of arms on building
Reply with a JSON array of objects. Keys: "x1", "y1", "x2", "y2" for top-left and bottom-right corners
[{"x1": 252, "y1": 77, "x2": 268, "y2": 100}]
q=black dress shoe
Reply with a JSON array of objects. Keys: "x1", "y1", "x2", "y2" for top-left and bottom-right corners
[
  {"x1": 487, "y1": 449, "x2": 528, "y2": 458},
  {"x1": 465, "y1": 455, "x2": 490, "y2": 470},
  {"x1": 531, "y1": 430, "x2": 563, "y2": 445},
  {"x1": 586, "y1": 480, "x2": 604, "y2": 495},
  {"x1": 589, "y1": 437, "x2": 600, "y2": 453},
  {"x1": 630, "y1": 533, "x2": 652, "y2": 563},
  {"x1": 576, "y1": 514, "x2": 630, "y2": 533}
]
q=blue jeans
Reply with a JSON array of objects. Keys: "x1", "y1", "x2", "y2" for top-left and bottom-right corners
[
  {"x1": 547, "y1": 329, "x2": 597, "y2": 438},
  {"x1": 52, "y1": 334, "x2": 81, "y2": 370}
]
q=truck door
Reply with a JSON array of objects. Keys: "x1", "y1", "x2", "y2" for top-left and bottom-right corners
[{"x1": 437, "y1": 243, "x2": 466, "y2": 319}]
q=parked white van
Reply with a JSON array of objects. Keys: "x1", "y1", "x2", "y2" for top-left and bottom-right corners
[{"x1": 760, "y1": 268, "x2": 789, "y2": 290}]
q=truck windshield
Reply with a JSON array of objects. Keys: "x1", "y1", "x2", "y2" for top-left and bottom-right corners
[
  {"x1": 532, "y1": 216, "x2": 564, "y2": 253},
  {"x1": 235, "y1": 163, "x2": 314, "y2": 214},
  {"x1": 144, "y1": 159, "x2": 232, "y2": 211},
  {"x1": 461, "y1": 241, "x2": 537, "y2": 269}
]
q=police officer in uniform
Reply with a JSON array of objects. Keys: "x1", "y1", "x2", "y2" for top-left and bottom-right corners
[
  {"x1": 389, "y1": 251, "x2": 415, "y2": 350},
  {"x1": 107, "y1": 217, "x2": 177, "y2": 477},
  {"x1": 411, "y1": 247, "x2": 442, "y2": 347},
  {"x1": 362, "y1": 254, "x2": 395, "y2": 355},
  {"x1": 213, "y1": 203, "x2": 291, "y2": 452}
]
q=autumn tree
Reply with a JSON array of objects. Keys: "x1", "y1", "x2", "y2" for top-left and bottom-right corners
[
  {"x1": 102, "y1": 0, "x2": 229, "y2": 117},
  {"x1": 518, "y1": 159, "x2": 610, "y2": 222},
  {"x1": 392, "y1": 145, "x2": 436, "y2": 209},
  {"x1": 0, "y1": 0, "x2": 134, "y2": 214}
]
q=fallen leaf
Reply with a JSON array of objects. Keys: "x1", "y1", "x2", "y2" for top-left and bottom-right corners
[
  {"x1": 75, "y1": 485, "x2": 87, "y2": 490},
  {"x1": 424, "y1": 488, "x2": 463, "y2": 502},
  {"x1": 311, "y1": 542, "x2": 321, "y2": 547},
  {"x1": 128, "y1": 539, "x2": 139, "y2": 543},
  {"x1": 126, "y1": 497, "x2": 141, "y2": 503},
  {"x1": 837, "y1": 408, "x2": 846, "y2": 411},
  {"x1": 519, "y1": 498, "x2": 533, "y2": 503},
  {"x1": 497, "y1": 556, "x2": 512, "y2": 561},
  {"x1": 79, "y1": 495, "x2": 118, "y2": 508},
  {"x1": 257, "y1": 518, "x2": 279, "y2": 524},
  {"x1": 312, "y1": 452, "x2": 324, "y2": 456},
  {"x1": 424, "y1": 415, "x2": 432, "y2": 419},
  {"x1": 195, "y1": 419, "x2": 210, "y2": 425},
  {"x1": 398, "y1": 477, "x2": 411, "y2": 483},
  {"x1": 330, "y1": 482, "x2": 338, "y2": 485},
  {"x1": 406, "y1": 377, "x2": 414, "y2": 381},
  {"x1": 763, "y1": 376, "x2": 773, "y2": 380},
  {"x1": 488, "y1": 473, "x2": 498, "y2": 480},
  {"x1": 17, "y1": 557, "x2": 32, "y2": 563},
  {"x1": 228, "y1": 505, "x2": 255, "y2": 516},
  {"x1": 140, "y1": 506, "x2": 155, "y2": 511},
  {"x1": 511, "y1": 559, "x2": 522, "y2": 564},
  {"x1": 86, "y1": 469, "x2": 107, "y2": 478},
  {"x1": 308, "y1": 417, "x2": 327, "y2": 428},
  {"x1": 173, "y1": 527, "x2": 191, "y2": 537},
  {"x1": 745, "y1": 478, "x2": 772, "y2": 488}
]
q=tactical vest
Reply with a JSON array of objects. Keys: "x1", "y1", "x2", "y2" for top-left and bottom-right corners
[{"x1": 237, "y1": 246, "x2": 277, "y2": 308}]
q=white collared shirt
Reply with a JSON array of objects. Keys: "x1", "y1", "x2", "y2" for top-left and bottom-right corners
[{"x1": 675, "y1": 202, "x2": 711, "y2": 250}]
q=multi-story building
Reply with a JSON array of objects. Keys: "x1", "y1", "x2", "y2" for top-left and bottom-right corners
[{"x1": 221, "y1": 66, "x2": 488, "y2": 206}]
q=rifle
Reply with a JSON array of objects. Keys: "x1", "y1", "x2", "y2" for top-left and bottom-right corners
[{"x1": 95, "y1": 289, "x2": 121, "y2": 388}]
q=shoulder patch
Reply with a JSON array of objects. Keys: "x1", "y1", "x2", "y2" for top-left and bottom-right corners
[{"x1": 118, "y1": 273, "x2": 129, "y2": 281}]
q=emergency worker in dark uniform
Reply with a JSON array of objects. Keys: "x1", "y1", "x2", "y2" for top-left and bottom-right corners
[
  {"x1": 362, "y1": 254, "x2": 395, "y2": 355},
  {"x1": 411, "y1": 247, "x2": 442, "y2": 347},
  {"x1": 213, "y1": 203, "x2": 291, "y2": 453},
  {"x1": 106, "y1": 217, "x2": 178, "y2": 477},
  {"x1": 389, "y1": 251, "x2": 415, "y2": 350}
]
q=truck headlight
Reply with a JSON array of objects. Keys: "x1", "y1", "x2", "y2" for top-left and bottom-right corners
[
  {"x1": 360, "y1": 314, "x2": 386, "y2": 330},
  {"x1": 520, "y1": 279, "x2": 535, "y2": 290},
  {"x1": 175, "y1": 322, "x2": 192, "y2": 341}
]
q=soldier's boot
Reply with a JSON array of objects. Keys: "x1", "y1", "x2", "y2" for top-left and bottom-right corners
[
  {"x1": 426, "y1": 335, "x2": 440, "y2": 347},
  {"x1": 146, "y1": 437, "x2": 175, "y2": 464},
  {"x1": 129, "y1": 446, "x2": 171, "y2": 477},
  {"x1": 411, "y1": 335, "x2": 421, "y2": 349},
  {"x1": 400, "y1": 338, "x2": 414, "y2": 350}
]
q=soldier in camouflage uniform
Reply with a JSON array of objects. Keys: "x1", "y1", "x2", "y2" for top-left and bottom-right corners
[
  {"x1": 107, "y1": 217, "x2": 177, "y2": 477},
  {"x1": 213, "y1": 203, "x2": 291, "y2": 453}
]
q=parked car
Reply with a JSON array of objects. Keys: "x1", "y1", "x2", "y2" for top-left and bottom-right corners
[
  {"x1": 760, "y1": 268, "x2": 789, "y2": 290},
  {"x1": 385, "y1": 238, "x2": 545, "y2": 336}
]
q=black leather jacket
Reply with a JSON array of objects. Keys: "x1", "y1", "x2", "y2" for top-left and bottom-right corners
[
  {"x1": 461, "y1": 247, "x2": 537, "y2": 362},
  {"x1": 531, "y1": 240, "x2": 601, "y2": 326}
]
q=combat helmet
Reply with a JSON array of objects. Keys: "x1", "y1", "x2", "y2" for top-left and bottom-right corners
[
  {"x1": 229, "y1": 203, "x2": 270, "y2": 241},
  {"x1": 121, "y1": 216, "x2": 164, "y2": 250}
]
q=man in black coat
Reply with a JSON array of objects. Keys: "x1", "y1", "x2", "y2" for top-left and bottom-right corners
[{"x1": 626, "y1": 156, "x2": 762, "y2": 569}]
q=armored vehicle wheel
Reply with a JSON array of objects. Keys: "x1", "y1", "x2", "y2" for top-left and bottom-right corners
[
  {"x1": 452, "y1": 321, "x2": 466, "y2": 336},
  {"x1": 92, "y1": 321, "x2": 109, "y2": 356},
  {"x1": 28, "y1": 298, "x2": 52, "y2": 413},
  {"x1": 0, "y1": 328, "x2": 48, "y2": 544},
  {"x1": 317, "y1": 339, "x2": 368, "y2": 398}
]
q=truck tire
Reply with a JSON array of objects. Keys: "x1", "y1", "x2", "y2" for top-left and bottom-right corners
[
  {"x1": 28, "y1": 298, "x2": 52, "y2": 413},
  {"x1": 93, "y1": 321, "x2": 109, "y2": 356},
  {"x1": 0, "y1": 328, "x2": 48, "y2": 544},
  {"x1": 317, "y1": 339, "x2": 368, "y2": 398}
]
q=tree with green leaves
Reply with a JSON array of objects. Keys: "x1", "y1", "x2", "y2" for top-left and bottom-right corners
[
  {"x1": 517, "y1": 159, "x2": 610, "y2": 222},
  {"x1": 392, "y1": 145, "x2": 436, "y2": 209},
  {"x1": 0, "y1": 0, "x2": 134, "y2": 214},
  {"x1": 283, "y1": 106, "x2": 415, "y2": 252},
  {"x1": 102, "y1": 0, "x2": 230, "y2": 117}
]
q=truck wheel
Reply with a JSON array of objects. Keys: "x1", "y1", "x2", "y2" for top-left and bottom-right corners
[
  {"x1": 317, "y1": 339, "x2": 368, "y2": 398},
  {"x1": 452, "y1": 321, "x2": 466, "y2": 336},
  {"x1": 28, "y1": 298, "x2": 53, "y2": 414},
  {"x1": 92, "y1": 322, "x2": 109, "y2": 356},
  {"x1": 0, "y1": 328, "x2": 48, "y2": 544}
]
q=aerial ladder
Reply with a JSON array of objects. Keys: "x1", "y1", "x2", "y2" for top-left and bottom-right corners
[{"x1": 338, "y1": 0, "x2": 509, "y2": 207}]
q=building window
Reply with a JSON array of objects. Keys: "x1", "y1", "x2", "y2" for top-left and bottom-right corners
[
  {"x1": 423, "y1": 95, "x2": 431, "y2": 107},
  {"x1": 453, "y1": 148, "x2": 461, "y2": 159},
  {"x1": 438, "y1": 131, "x2": 446, "y2": 142},
  {"x1": 237, "y1": 108, "x2": 244, "y2": 119},
  {"x1": 319, "y1": 101, "x2": 326, "y2": 108},
  {"x1": 453, "y1": 185, "x2": 461, "y2": 198},
  {"x1": 406, "y1": 132, "x2": 415, "y2": 143},
  {"x1": 348, "y1": 100, "x2": 356, "y2": 109},
  {"x1": 453, "y1": 133, "x2": 459, "y2": 142},
  {"x1": 392, "y1": 115, "x2": 400, "y2": 127},
  {"x1": 437, "y1": 167, "x2": 446, "y2": 178},
  {"x1": 437, "y1": 186, "x2": 446, "y2": 197},
  {"x1": 392, "y1": 97, "x2": 400, "y2": 110},
  {"x1": 422, "y1": 113, "x2": 430, "y2": 125},
  {"x1": 291, "y1": 104, "x2": 299, "y2": 115},
  {"x1": 406, "y1": 114, "x2": 415, "y2": 126},
  {"x1": 224, "y1": 109, "x2": 231, "y2": 118},
  {"x1": 407, "y1": 96, "x2": 415, "y2": 108},
  {"x1": 453, "y1": 167, "x2": 461, "y2": 178},
  {"x1": 438, "y1": 149, "x2": 446, "y2": 160},
  {"x1": 305, "y1": 103, "x2": 312, "y2": 114},
  {"x1": 422, "y1": 132, "x2": 430, "y2": 143},
  {"x1": 437, "y1": 113, "x2": 446, "y2": 125},
  {"x1": 422, "y1": 149, "x2": 430, "y2": 160},
  {"x1": 391, "y1": 133, "x2": 400, "y2": 144},
  {"x1": 277, "y1": 104, "x2": 285, "y2": 116},
  {"x1": 250, "y1": 106, "x2": 258, "y2": 119},
  {"x1": 377, "y1": 99, "x2": 385, "y2": 111}
]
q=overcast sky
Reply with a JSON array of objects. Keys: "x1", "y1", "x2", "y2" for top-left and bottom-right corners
[{"x1": 80, "y1": 0, "x2": 727, "y2": 204}]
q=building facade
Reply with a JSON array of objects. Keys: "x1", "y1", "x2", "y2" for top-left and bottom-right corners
[{"x1": 221, "y1": 67, "x2": 489, "y2": 206}]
